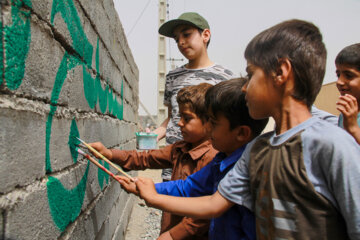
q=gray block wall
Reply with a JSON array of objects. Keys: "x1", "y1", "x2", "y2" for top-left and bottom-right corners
[{"x1": 0, "y1": 0, "x2": 139, "y2": 239}]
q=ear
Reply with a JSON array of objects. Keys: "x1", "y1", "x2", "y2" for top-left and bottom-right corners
[
  {"x1": 274, "y1": 58, "x2": 292, "y2": 86},
  {"x1": 236, "y1": 125, "x2": 252, "y2": 143},
  {"x1": 202, "y1": 29, "x2": 211, "y2": 44}
]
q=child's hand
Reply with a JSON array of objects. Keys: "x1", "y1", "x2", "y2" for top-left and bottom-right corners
[
  {"x1": 88, "y1": 142, "x2": 113, "y2": 160},
  {"x1": 157, "y1": 231, "x2": 173, "y2": 240},
  {"x1": 336, "y1": 94, "x2": 360, "y2": 134},
  {"x1": 135, "y1": 177, "x2": 158, "y2": 206},
  {"x1": 116, "y1": 176, "x2": 139, "y2": 195}
]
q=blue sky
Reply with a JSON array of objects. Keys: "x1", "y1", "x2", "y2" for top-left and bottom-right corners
[{"x1": 114, "y1": 0, "x2": 360, "y2": 115}]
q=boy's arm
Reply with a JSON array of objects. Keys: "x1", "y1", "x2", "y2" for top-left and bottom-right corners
[
  {"x1": 136, "y1": 177, "x2": 234, "y2": 219},
  {"x1": 336, "y1": 94, "x2": 360, "y2": 144},
  {"x1": 88, "y1": 141, "x2": 174, "y2": 170},
  {"x1": 153, "y1": 105, "x2": 171, "y2": 142},
  {"x1": 155, "y1": 163, "x2": 214, "y2": 197},
  {"x1": 321, "y1": 135, "x2": 360, "y2": 239},
  {"x1": 110, "y1": 144, "x2": 174, "y2": 170}
]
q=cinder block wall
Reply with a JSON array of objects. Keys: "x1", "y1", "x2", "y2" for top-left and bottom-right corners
[{"x1": 0, "y1": 0, "x2": 139, "y2": 239}]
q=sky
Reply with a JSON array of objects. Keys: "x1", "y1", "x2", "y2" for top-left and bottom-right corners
[{"x1": 114, "y1": 0, "x2": 360, "y2": 115}]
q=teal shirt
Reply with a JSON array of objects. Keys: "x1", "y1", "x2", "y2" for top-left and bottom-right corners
[{"x1": 338, "y1": 112, "x2": 360, "y2": 128}]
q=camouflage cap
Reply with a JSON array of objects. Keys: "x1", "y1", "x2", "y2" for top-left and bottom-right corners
[{"x1": 158, "y1": 12, "x2": 210, "y2": 38}]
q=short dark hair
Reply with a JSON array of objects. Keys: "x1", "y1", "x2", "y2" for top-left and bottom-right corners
[
  {"x1": 335, "y1": 43, "x2": 360, "y2": 71},
  {"x1": 205, "y1": 78, "x2": 269, "y2": 137},
  {"x1": 177, "y1": 83, "x2": 213, "y2": 123},
  {"x1": 198, "y1": 29, "x2": 210, "y2": 47},
  {"x1": 244, "y1": 19, "x2": 327, "y2": 108}
]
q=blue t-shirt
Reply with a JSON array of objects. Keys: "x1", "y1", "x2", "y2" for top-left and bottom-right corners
[
  {"x1": 218, "y1": 117, "x2": 360, "y2": 239},
  {"x1": 155, "y1": 146, "x2": 255, "y2": 240}
]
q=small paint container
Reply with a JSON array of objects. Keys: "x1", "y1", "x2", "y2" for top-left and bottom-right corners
[{"x1": 135, "y1": 132, "x2": 158, "y2": 150}]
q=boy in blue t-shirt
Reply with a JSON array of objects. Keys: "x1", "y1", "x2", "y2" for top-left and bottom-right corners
[
  {"x1": 335, "y1": 43, "x2": 360, "y2": 144},
  {"x1": 154, "y1": 78, "x2": 267, "y2": 240},
  {"x1": 124, "y1": 19, "x2": 360, "y2": 239},
  {"x1": 119, "y1": 78, "x2": 268, "y2": 239}
]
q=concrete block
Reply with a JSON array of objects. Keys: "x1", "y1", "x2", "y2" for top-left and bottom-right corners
[
  {"x1": 2, "y1": 11, "x2": 72, "y2": 105},
  {"x1": 112, "y1": 193, "x2": 135, "y2": 240},
  {"x1": 66, "y1": 65, "x2": 94, "y2": 112},
  {"x1": 62, "y1": 179, "x2": 125, "y2": 240},
  {"x1": 0, "y1": 102, "x2": 47, "y2": 193},
  {"x1": 95, "y1": 218, "x2": 110, "y2": 240},
  {"x1": 124, "y1": 103, "x2": 136, "y2": 123},
  {"x1": 28, "y1": 0, "x2": 52, "y2": 23},
  {"x1": 50, "y1": 0, "x2": 81, "y2": 54},
  {"x1": 22, "y1": 16, "x2": 69, "y2": 103},
  {"x1": 46, "y1": 111, "x2": 134, "y2": 172},
  {"x1": 4, "y1": 181, "x2": 60, "y2": 240},
  {"x1": 46, "y1": 111, "x2": 81, "y2": 172},
  {"x1": 122, "y1": 64, "x2": 138, "y2": 96},
  {"x1": 0, "y1": 209, "x2": 3, "y2": 239}
]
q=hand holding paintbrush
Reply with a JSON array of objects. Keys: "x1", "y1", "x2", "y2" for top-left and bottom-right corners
[
  {"x1": 85, "y1": 141, "x2": 113, "y2": 161},
  {"x1": 76, "y1": 137, "x2": 134, "y2": 182}
]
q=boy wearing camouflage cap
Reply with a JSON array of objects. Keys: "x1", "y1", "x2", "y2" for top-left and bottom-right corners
[
  {"x1": 152, "y1": 12, "x2": 234, "y2": 239},
  {"x1": 154, "y1": 12, "x2": 233, "y2": 177}
]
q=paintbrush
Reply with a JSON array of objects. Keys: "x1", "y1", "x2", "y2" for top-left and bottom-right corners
[
  {"x1": 76, "y1": 137, "x2": 134, "y2": 181},
  {"x1": 76, "y1": 147, "x2": 125, "y2": 184}
]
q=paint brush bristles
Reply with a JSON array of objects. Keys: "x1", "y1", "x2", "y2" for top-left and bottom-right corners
[
  {"x1": 76, "y1": 137, "x2": 134, "y2": 181},
  {"x1": 76, "y1": 147, "x2": 123, "y2": 184}
]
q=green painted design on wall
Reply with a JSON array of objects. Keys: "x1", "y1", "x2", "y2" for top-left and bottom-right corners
[
  {"x1": 1, "y1": 0, "x2": 127, "y2": 232},
  {"x1": 0, "y1": 17, "x2": 3, "y2": 86},
  {"x1": 82, "y1": 65, "x2": 97, "y2": 109},
  {"x1": 97, "y1": 159, "x2": 110, "y2": 190},
  {"x1": 3, "y1": 0, "x2": 32, "y2": 90},
  {"x1": 96, "y1": 39, "x2": 108, "y2": 114},
  {"x1": 51, "y1": 0, "x2": 93, "y2": 66},
  {"x1": 68, "y1": 118, "x2": 80, "y2": 163},
  {"x1": 46, "y1": 52, "x2": 81, "y2": 173},
  {"x1": 47, "y1": 163, "x2": 89, "y2": 232},
  {"x1": 45, "y1": 0, "x2": 125, "y2": 232}
]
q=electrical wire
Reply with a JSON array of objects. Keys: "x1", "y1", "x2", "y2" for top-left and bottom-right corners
[{"x1": 126, "y1": 0, "x2": 152, "y2": 37}]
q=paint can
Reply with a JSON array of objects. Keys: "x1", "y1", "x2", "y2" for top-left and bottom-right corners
[{"x1": 135, "y1": 132, "x2": 158, "y2": 150}]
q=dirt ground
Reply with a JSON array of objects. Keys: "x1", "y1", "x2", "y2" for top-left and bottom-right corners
[{"x1": 124, "y1": 169, "x2": 163, "y2": 240}]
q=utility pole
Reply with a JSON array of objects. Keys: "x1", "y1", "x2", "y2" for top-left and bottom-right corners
[
  {"x1": 157, "y1": 0, "x2": 167, "y2": 147},
  {"x1": 167, "y1": 57, "x2": 184, "y2": 70}
]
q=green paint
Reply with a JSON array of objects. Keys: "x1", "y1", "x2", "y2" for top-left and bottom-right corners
[
  {"x1": 82, "y1": 65, "x2": 96, "y2": 109},
  {"x1": 68, "y1": 118, "x2": 80, "y2": 163},
  {"x1": 46, "y1": 52, "x2": 81, "y2": 173},
  {"x1": 0, "y1": 17, "x2": 3, "y2": 86},
  {"x1": 46, "y1": 163, "x2": 89, "y2": 232},
  {"x1": 97, "y1": 160, "x2": 109, "y2": 190},
  {"x1": 4, "y1": 0, "x2": 32, "y2": 90},
  {"x1": 108, "y1": 88, "x2": 114, "y2": 114},
  {"x1": 51, "y1": 0, "x2": 93, "y2": 65},
  {"x1": 97, "y1": 77, "x2": 108, "y2": 113},
  {"x1": 96, "y1": 39, "x2": 108, "y2": 114},
  {"x1": 1, "y1": 0, "x2": 126, "y2": 232},
  {"x1": 46, "y1": 0, "x2": 125, "y2": 232}
]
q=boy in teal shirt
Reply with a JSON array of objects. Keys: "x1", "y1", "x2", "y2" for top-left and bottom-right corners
[{"x1": 335, "y1": 43, "x2": 360, "y2": 144}]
